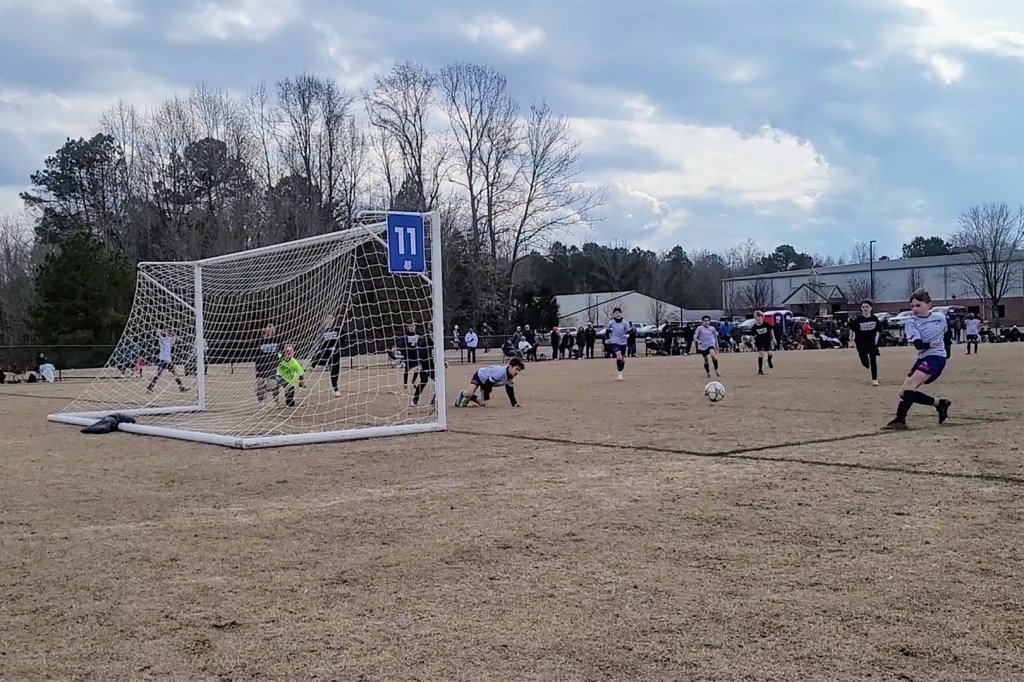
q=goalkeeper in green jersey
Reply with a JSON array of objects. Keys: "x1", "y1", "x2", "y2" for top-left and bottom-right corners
[{"x1": 275, "y1": 344, "x2": 305, "y2": 407}]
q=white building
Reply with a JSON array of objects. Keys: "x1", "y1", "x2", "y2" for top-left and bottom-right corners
[
  {"x1": 555, "y1": 291, "x2": 675, "y2": 327},
  {"x1": 721, "y1": 253, "x2": 1024, "y2": 319}
]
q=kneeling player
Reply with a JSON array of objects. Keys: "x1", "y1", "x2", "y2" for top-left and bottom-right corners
[
  {"x1": 456, "y1": 358, "x2": 524, "y2": 408},
  {"x1": 275, "y1": 344, "x2": 305, "y2": 408},
  {"x1": 751, "y1": 310, "x2": 774, "y2": 374}
]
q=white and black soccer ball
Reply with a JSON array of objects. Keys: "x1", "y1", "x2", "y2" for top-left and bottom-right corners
[{"x1": 704, "y1": 380, "x2": 726, "y2": 403}]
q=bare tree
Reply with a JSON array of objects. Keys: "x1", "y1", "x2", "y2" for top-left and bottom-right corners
[
  {"x1": 584, "y1": 293, "x2": 600, "y2": 325},
  {"x1": 850, "y1": 241, "x2": 872, "y2": 264},
  {"x1": 438, "y1": 63, "x2": 516, "y2": 258},
  {"x1": 732, "y1": 278, "x2": 773, "y2": 311},
  {"x1": 0, "y1": 214, "x2": 35, "y2": 345},
  {"x1": 905, "y1": 268, "x2": 924, "y2": 298},
  {"x1": 364, "y1": 62, "x2": 448, "y2": 212},
  {"x1": 725, "y1": 238, "x2": 765, "y2": 275},
  {"x1": 590, "y1": 240, "x2": 634, "y2": 291},
  {"x1": 844, "y1": 276, "x2": 872, "y2": 303},
  {"x1": 950, "y1": 203, "x2": 1024, "y2": 321},
  {"x1": 503, "y1": 103, "x2": 603, "y2": 283},
  {"x1": 647, "y1": 297, "x2": 669, "y2": 325},
  {"x1": 243, "y1": 82, "x2": 279, "y2": 191},
  {"x1": 276, "y1": 74, "x2": 355, "y2": 218}
]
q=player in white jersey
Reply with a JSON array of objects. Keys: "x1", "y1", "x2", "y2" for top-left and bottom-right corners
[
  {"x1": 695, "y1": 316, "x2": 720, "y2": 378},
  {"x1": 146, "y1": 328, "x2": 188, "y2": 393},
  {"x1": 883, "y1": 289, "x2": 951, "y2": 430},
  {"x1": 964, "y1": 314, "x2": 982, "y2": 355},
  {"x1": 455, "y1": 357, "x2": 524, "y2": 408},
  {"x1": 604, "y1": 306, "x2": 633, "y2": 381}
]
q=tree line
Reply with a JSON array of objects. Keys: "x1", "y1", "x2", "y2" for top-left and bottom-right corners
[{"x1": 0, "y1": 60, "x2": 1021, "y2": 349}]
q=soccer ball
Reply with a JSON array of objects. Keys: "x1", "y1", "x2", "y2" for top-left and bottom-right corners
[{"x1": 704, "y1": 381, "x2": 726, "y2": 403}]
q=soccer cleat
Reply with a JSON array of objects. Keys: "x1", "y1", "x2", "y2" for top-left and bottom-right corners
[
  {"x1": 871, "y1": 380, "x2": 879, "y2": 386},
  {"x1": 758, "y1": 370, "x2": 764, "y2": 375},
  {"x1": 331, "y1": 389, "x2": 340, "y2": 397},
  {"x1": 936, "y1": 399, "x2": 951, "y2": 424},
  {"x1": 454, "y1": 390, "x2": 465, "y2": 407},
  {"x1": 616, "y1": 372, "x2": 623, "y2": 381},
  {"x1": 882, "y1": 419, "x2": 908, "y2": 431}
]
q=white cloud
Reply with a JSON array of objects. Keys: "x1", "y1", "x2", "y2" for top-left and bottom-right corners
[
  {"x1": 927, "y1": 54, "x2": 965, "y2": 85},
  {"x1": 3, "y1": 0, "x2": 140, "y2": 27},
  {"x1": 0, "y1": 78, "x2": 174, "y2": 140},
  {"x1": 463, "y1": 17, "x2": 544, "y2": 53},
  {"x1": 572, "y1": 118, "x2": 832, "y2": 210},
  {"x1": 894, "y1": 0, "x2": 1024, "y2": 59},
  {"x1": 167, "y1": 0, "x2": 303, "y2": 42},
  {"x1": 0, "y1": 186, "x2": 31, "y2": 217},
  {"x1": 311, "y1": 20, "x2": 392, "y2": 90},
  {"x1": 886, "y1": 0, "x2": 1023, "y2": 83}
]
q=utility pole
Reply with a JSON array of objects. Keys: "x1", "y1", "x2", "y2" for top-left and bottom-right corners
[{"x1": 869, "y1": 240, "x2": 877, "y2": 300}]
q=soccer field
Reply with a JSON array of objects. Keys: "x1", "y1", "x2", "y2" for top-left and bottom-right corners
[{"x1": 2, "y1": 344, "x2": 1022, "y2": 681}]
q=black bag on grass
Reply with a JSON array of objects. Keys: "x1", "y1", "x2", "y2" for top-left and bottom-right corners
[{"x1": 81, "y1": 413, "x2": 137, "y2": 434}]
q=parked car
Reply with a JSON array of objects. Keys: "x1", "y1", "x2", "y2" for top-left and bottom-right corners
[
  {"x1": 634, "y1": 323, "x2": 660, "y2": 337},
  {"x1": 932, "y1": 305, "x2": 968, "y2": 323},
  {"x1": 888, "y1": 310, "x2": 915, "y2": 328}
]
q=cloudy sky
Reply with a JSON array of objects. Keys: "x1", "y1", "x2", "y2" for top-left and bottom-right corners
[{"x1": 0, "y1": 0, "x2": 1021, "y2": 259}]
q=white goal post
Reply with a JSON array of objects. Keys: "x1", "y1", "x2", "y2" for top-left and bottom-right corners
[{"x1": 48, "y1": 210, "x2": 447, "y2": 449}]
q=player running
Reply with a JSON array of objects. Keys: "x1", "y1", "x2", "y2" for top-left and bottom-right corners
[
  {"x1": 604, "y1": 307, "x2": 633, "y2": 381},
  {"x1": 695, "y1": 316, "x2": 720, "y2": 378},
  {"x1": 455, "y1": 358, "x2": 524, "y2": 408},
  {"x1": 883, "y1": 289, "x2": 951, "y2": 431},
  {"x1": 751, "y1": 311, "x2": 775, "y2": 375},
  {"x1": 850, "y1": 299, "x2": 882, "y2": 385}
]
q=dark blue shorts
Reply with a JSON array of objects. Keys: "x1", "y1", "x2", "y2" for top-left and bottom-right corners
[
  {"x1": 908, "y1": 355, "x2": 946, "y2": 384},
  {"x1": 607, "y1": 344, "x2": 626, "y2": 356}
]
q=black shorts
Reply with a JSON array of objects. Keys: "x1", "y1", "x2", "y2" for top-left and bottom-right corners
[
  {"x1": 157, "y1": 360, "x2": 175, "y2": 371},
  {"x1": 966, "y1": 334, "x2": 980, "y2": 342},
  {"x1": 755, "y1": 338, "x2": 772, "y2": 352},
  {"x1": 699, "y1": 346, "x2": 715, "y2": 357},
  {"x1": 856, "y1": 345, "x2": 879, "y2": 357},
  {"x1": 255, "y1": 365, "x2": 276, "y2": 380}
]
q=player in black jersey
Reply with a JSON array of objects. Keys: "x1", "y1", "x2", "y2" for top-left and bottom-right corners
[
  {"x1": 751, "y1": 311, "x2": 775, "y2": 374},
  {"x1": 850, "y1": 299, "x2": 882, "y2": 385},
  {"x1": 314, "y1": 313, "x2": 345, "y2": 396},
  {"x1": 395, "y1": 323, "x2": 421, "y2": 387},
  {"x1": 410, "y1": 335, "x2": 435, "y2": 407}
]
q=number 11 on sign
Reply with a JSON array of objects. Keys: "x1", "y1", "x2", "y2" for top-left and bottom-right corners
[{"x1": 386, "y1": 213, "x2": 425, "y2": 274}]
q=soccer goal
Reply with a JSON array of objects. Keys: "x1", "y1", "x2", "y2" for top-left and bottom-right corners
[{"x1": 47, "y1": 210, "x2": 447, "y2": 449}]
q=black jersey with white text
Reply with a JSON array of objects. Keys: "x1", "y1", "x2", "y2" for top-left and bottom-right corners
[
  {"x1": 751, "y1": 321, "x2": 772, "y2": 344},
  {"x1": 255, "y1": 337, "x2": 280, "y2": 373},
  {"x1": 851, "y1": 314, "x2": 881, "y2": 347}
]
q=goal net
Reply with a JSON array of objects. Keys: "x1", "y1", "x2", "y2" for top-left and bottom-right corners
[{"x1": 48, "y1": 211, "x2": 447, "y2": 449}]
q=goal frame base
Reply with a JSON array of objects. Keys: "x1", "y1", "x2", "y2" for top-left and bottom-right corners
[{"x1": 47, "y1": 410, "x2": 445, "y2": 450}]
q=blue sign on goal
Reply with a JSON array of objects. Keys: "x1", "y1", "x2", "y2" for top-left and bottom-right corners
[{"x1": 386, "y1": 212, "x2": 426, "y2": 275}]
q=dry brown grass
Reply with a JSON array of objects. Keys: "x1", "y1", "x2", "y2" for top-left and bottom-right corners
[{"x1": 2, "y1": 344, "x2": 1022, "y2": 681}]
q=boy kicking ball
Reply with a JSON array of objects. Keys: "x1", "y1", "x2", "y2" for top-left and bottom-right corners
[
  {"x1": 455, "y1": 357, "x2": 524, "y2": 408},
  {"x1": 883, "y1": 289, "x2": 951, "y2": 430}
]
